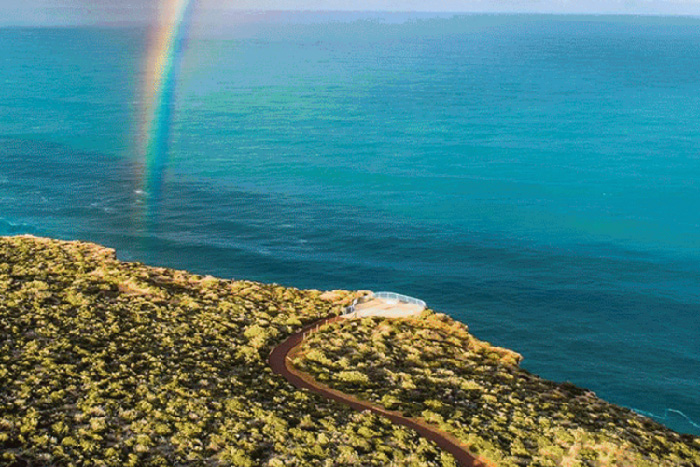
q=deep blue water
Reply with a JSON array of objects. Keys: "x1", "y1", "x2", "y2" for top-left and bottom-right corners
[{"x1": 1, "y1": 14, "x2": 699, "y2": 435}]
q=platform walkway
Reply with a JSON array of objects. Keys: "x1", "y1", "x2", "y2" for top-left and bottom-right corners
[
  {"x1": 341, "y1": 291, "x2": 427, "y2": 319},
  {"x1": 344, "y1": 298, "x2": 425, "y2": 318}
]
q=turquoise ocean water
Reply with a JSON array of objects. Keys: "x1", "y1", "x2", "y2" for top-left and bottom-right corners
[{"x1": 1, "y1": 14, "x2": 699, "y2": 435}]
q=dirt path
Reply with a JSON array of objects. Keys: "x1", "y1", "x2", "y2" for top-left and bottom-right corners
[{"x1": 268, "y1": 316, "x2": 494, "y2": 467}]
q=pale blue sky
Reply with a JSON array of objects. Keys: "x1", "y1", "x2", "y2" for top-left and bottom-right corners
[{"x1": 1, "y1": 0, "x2": 700, "y2": 25}]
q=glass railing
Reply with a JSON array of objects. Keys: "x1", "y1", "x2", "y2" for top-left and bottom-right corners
[
  {"x1": 373, "y1": 291, "x2": 426, "y2": 308},
  {"x1": 343, "y1": 292, "x2": 426, "y2": 316}
]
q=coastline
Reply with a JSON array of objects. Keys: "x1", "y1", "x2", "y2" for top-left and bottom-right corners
[{"x1": 1, "y1": 235, "x2": 699, "y2": 466}]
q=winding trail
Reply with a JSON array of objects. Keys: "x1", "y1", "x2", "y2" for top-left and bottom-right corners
[{"x1": 269, "y1": 316, "x2": 493, "y2": 467}]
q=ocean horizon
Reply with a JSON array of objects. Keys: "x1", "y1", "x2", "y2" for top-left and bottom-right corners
[{"x1": 1, "y1": 13, "x2": 699, "y2": 435}]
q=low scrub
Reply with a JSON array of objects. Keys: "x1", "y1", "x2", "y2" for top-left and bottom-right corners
[
  {"x1": 0, "y1": 236, "x2": 454, "y2": 466},
  {"x1": 296, "y1": 313, "x2": 700, "y2": 466}
]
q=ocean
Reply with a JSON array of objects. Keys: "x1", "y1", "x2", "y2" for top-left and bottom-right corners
[{"x1": 0, "y1": 13, "x2": 698, "y2": 435}]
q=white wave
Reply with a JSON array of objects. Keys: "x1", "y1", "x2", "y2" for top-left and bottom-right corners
[{"x1": 632, "y1": 407, "x2": 700, "y2": 430}]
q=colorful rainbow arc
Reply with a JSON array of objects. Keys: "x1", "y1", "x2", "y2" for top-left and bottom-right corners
[{"x1": 138, "y1": 0, "x2": 195, "y2": 227}]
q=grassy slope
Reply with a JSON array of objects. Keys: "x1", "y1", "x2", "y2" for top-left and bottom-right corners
[
  {"x1": 295, "y1": 314, "x2": 700, "y2": 466},
  {"x1": 0, "y1": 236, "x2": 454, "y2": 466}
]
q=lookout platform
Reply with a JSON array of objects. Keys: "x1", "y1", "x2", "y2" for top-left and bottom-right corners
[{"x1": 342, "y1": 291, "x2": 426, "y2": 319}]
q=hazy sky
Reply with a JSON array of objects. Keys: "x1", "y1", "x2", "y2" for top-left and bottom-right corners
[{"x1": 1, "y1": 0, "x2": 700, "y2": 25}]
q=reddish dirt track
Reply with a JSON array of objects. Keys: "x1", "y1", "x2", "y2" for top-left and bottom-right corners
[{"x1": 268, "y1": 316, "x2": 492, "y2": 467}]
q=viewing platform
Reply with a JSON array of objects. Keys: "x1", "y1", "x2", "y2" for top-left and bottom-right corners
[{"x1": 342, "y1": 291, "x2": 426, "y2": 319}]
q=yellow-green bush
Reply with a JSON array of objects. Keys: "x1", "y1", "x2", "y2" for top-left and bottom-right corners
[
  {"x1": 296, "y1": 314, "x2": 700, "y2": 467},
  {"x1": 0, "y1": 236, "x2": 455, "y2": 466}
]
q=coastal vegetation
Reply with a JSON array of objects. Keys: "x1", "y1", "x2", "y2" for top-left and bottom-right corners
[
  {"x1": 0, "y1": 236, "x2": 453, "y2": 466},
  {"x1": 2, "y1": 235, "x2": 699, "y2": 466},
  {"x1": 295, "y1": 313, "x2": 700, "y2": 466}
]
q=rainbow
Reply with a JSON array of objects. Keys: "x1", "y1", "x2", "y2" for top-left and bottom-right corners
[{"x1": 137, "y1": 0, "x2": 195, "y2": 226}]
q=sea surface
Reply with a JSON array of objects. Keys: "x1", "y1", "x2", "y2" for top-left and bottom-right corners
[{"x1": 1, "y1": 14, "x2": 699, "y2": 435}]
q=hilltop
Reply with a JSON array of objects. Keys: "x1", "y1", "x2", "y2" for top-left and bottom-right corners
[
  {"x1": 0, "y1": 236, "x2": 447, "y2": 466},
  {"x1": 0, "y1": 236, "x2": 698, "y2": 466}
]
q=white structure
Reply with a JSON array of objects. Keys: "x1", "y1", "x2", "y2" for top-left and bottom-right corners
[{"x1": 343, "y1": 291, "x2": 426, "y2": 319}]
